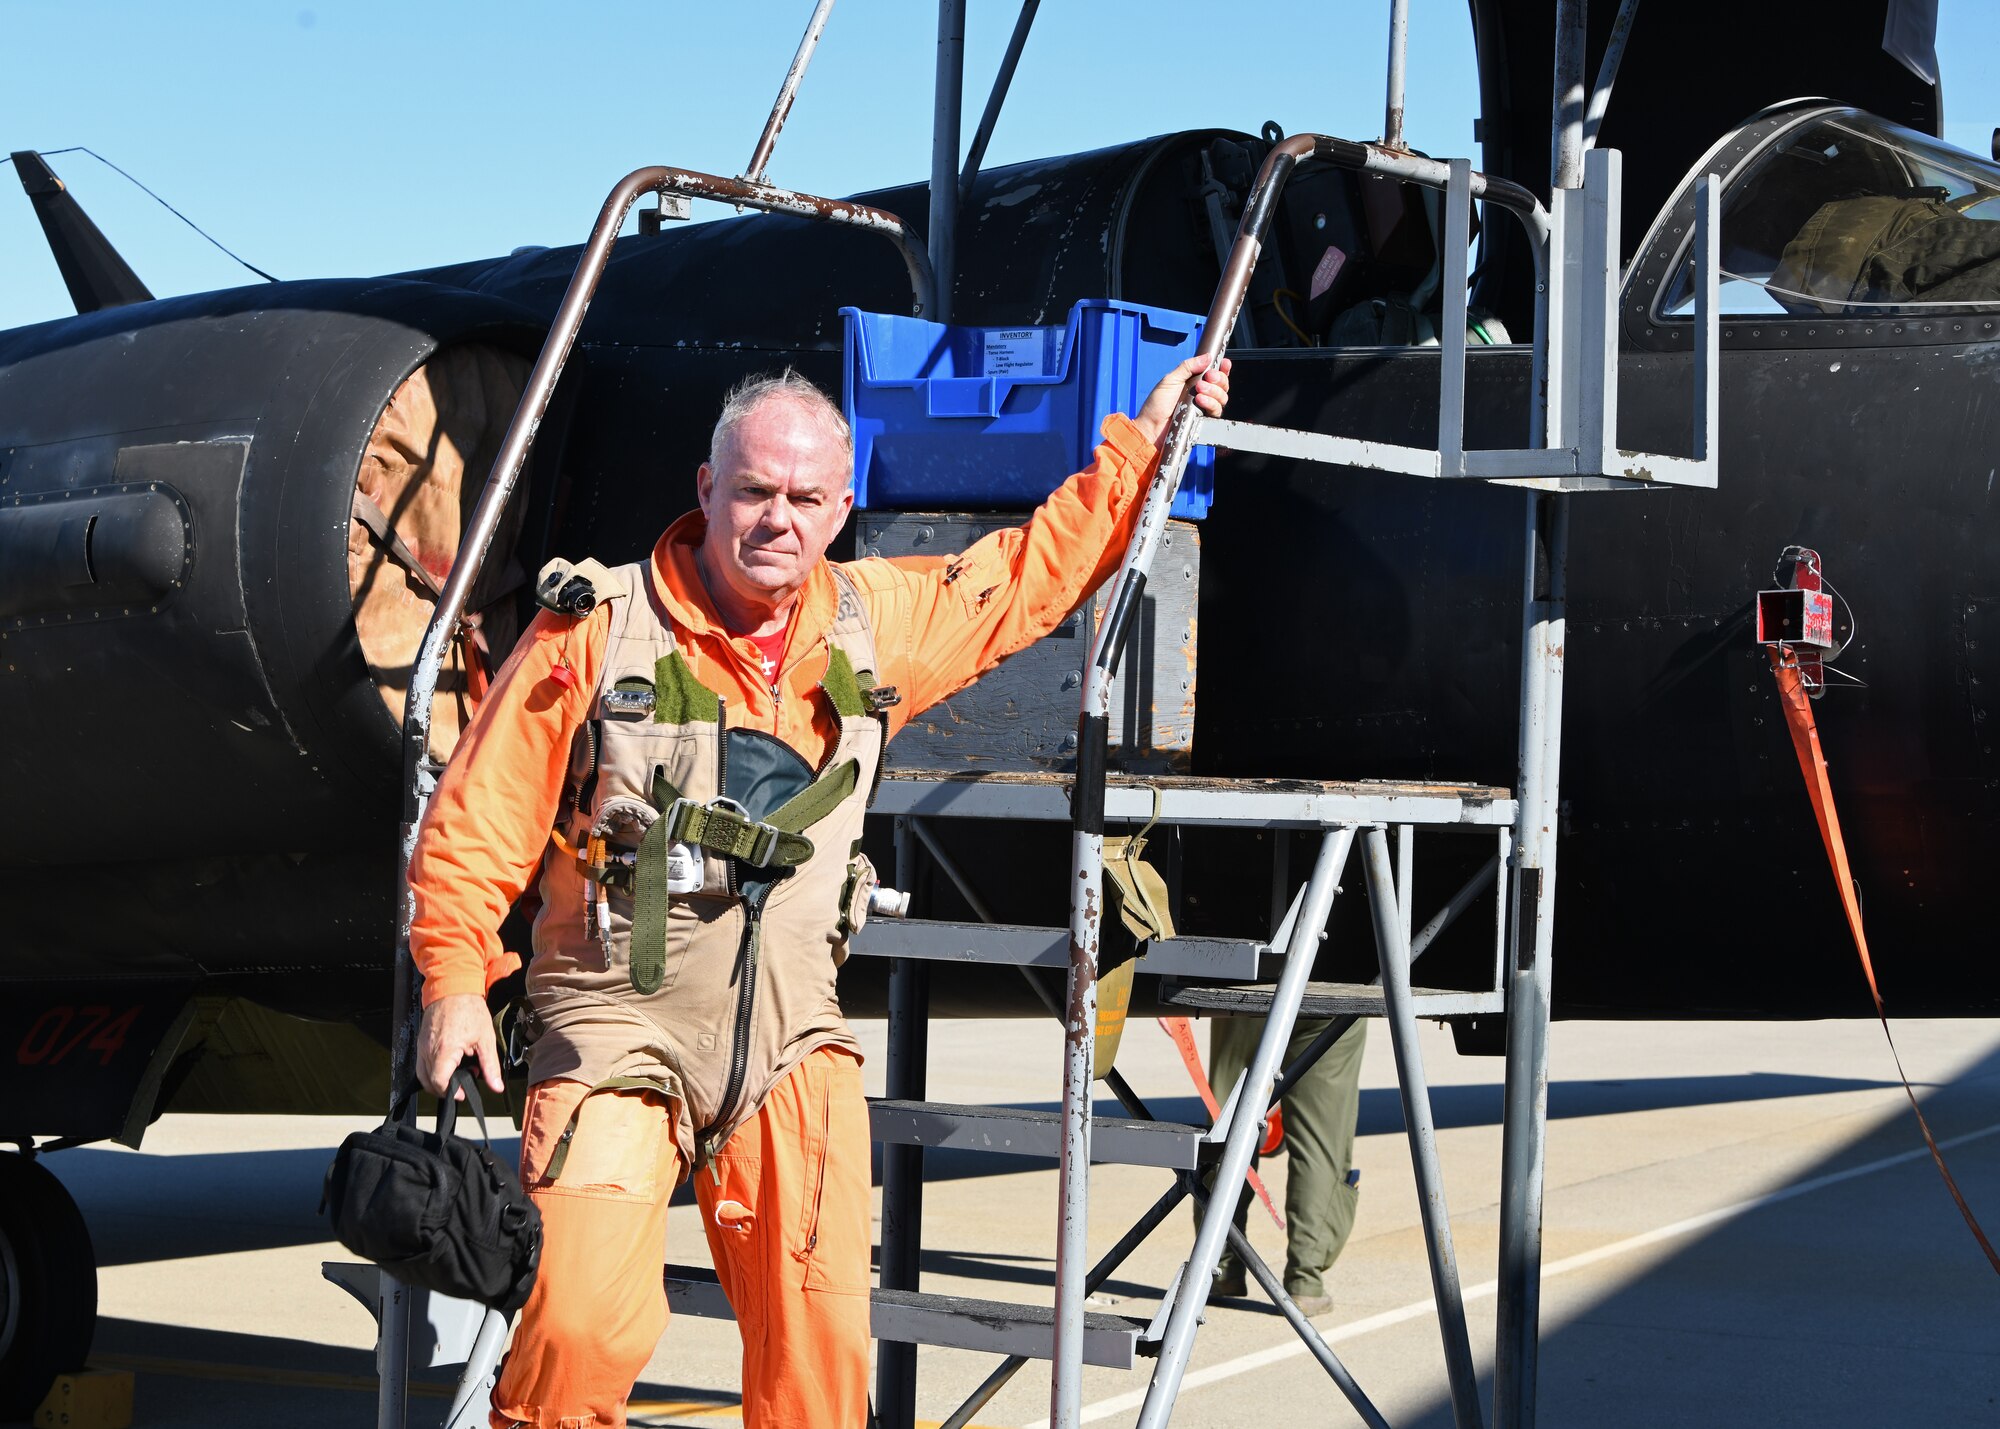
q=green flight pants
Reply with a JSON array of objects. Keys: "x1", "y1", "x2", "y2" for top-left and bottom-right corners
[{"x1": 1206, "y1": 1015, "x2": 1367, "y2": 1298}]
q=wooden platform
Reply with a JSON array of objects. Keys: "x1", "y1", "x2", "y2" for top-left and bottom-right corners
[
  {"x1": 871, "y1": 769, "x2": 1514, "y2": 828},
  {"x1": 1159, "y1": 979, "x2": 1507, "y2": 1018}
]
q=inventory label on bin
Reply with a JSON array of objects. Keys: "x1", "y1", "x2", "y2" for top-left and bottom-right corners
[{"x1": 982, "y1": 327, "x2": 1063, "y2": 378}]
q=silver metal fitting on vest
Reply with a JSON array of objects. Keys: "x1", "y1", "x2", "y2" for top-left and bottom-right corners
[
  {"x1": 665, "y1": 836, "x2": 704, "y2": 895},
  {"x1": 602, "y1": 686, "x2": 657, "y2": 718},
  {"x1": 869, "y1": 885, "x2": 911, "y2": 918}
]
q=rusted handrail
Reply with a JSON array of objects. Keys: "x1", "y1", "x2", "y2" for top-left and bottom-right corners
[{"x1": 745, "y1": 0, "x2": 838, "y2": 185}]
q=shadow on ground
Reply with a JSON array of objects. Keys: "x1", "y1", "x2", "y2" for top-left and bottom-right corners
[
  {"x1": 76, "y1": 1317, "x2": 729, "y2": 1428},
  {"x1": 45, "y1": 1069, "x2": 1908, "y2": 1267},
  {"x1": 1364, "y1": 1047, "x2": 2000, "y2": 1427}
]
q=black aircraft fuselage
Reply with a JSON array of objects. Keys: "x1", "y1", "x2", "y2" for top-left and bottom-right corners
[{"x1": 1, "y1": 3, "x2": 1984, "y2": 1152}]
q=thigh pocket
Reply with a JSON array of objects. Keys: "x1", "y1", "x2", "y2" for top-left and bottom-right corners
[
  {"x1": 534, "y1": 1086, "x2": 674, "y2": 1203},
  {"x1": 702, "y1": 1148, "x2": 769, "y2": 1327},
  {"x1": 796, "y1": 1051, "x2": 870, "y2": 1294}
]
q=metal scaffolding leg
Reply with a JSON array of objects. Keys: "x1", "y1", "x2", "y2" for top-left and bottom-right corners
[
  {"x1": 1495, "y1": 493, "x2": 1567, "y2": 1429},
  {"x1": 443, "y1": 1308, "x2": 511, "y2": 1429},
  {"x1": 1495, "y1": 5, "x2": 1582, "y2": 1421},
  {"x1": 1495, "y1": 7, "x2": 1583, "y2": 1412},
  {"x1": 1365, "y1": 828, "x2": 1483, "y2": 1429},
  {"x1": 1132, "y1": 827, "x2": 1355, "y2": 1429},
  {"x1": 877, "y1": 818, "x2": 930, "y2": 1428},
  {"x1": 1204, "y1": 1191, "x2": 1390, "y2": 1429}
]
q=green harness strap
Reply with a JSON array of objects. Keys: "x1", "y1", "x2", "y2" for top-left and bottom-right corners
[
  {"x1": 631, "y1": 792, "x2": 678, "y2": 995},
  {"x1": 628, "y1": 759, "x2": 862, "y2": 995},
  {"x1": 766, "y1": 757, "x2": 861, "y2": 833}
]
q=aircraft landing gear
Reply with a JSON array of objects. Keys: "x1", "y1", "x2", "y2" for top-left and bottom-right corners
[{"x1": 0, "y1": 1151, "x2": 97, "y2": 1419}]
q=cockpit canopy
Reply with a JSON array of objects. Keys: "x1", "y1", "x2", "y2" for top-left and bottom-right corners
[{"x1": 1660, "y1": 108, "x2": 2000, "y2": 318}]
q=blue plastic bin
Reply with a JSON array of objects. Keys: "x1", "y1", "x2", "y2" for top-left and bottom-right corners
[{"x1": 841, "y1": 298, "x2": 1216, "y2": 520}]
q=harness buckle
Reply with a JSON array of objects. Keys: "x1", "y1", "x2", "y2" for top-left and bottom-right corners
[
  {"x1": 671, "y1": 796, "x2": 783, "y2": 870},
  {"x1": 745, "y1": 827, "x2": 780, "y2": 867},
  {"x1": 709, "y1": 796, "x2": 782, "y2": 868}
]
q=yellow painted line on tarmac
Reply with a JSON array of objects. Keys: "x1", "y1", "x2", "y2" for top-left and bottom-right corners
[
  {"x1": 89, "y1": 1353, "x2": 450, "y2": 1396},
  {"x1": 90, "y1": 1359, "x2": 1000, "y2": 1426},
  {"x1": 629, "y1": 1405, "x2": 996, "y2": 1429},
  {"x1": 629, "y1": 1400, "x2": 740, "y2": 1419}
]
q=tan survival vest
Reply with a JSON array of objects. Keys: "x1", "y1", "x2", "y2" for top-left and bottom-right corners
[{"x1": 525, "y1": 559, "x2": 888, "y2": 1170}]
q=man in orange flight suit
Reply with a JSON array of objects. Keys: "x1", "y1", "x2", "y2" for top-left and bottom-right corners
[{"x1": 408, "y1": 355, "x2": 1230, "y2": 1429}]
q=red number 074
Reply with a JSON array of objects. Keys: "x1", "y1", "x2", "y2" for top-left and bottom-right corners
[{"x1": 17, "y1": 1005, "x2": 141, "y2": 1067}]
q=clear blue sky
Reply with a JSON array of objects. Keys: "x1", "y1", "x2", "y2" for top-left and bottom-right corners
[{"x1": 2, "y1": 2, "x2": 1993, "y2": 333}]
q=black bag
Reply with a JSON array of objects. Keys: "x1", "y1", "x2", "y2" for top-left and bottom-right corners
[{"x1": 321, "y1": 1065, "x2": 542, "y2": 1314}]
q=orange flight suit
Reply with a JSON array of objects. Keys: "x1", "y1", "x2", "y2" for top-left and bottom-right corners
[{"x1": 408, "y1": 414, "x2": 1160, "y2": 1428}]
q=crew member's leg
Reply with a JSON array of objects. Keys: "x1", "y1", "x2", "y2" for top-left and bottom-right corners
[
  {"x1": 1207, "y1": 1014, "x2": 1260, "y2": 1295},
  {"x1": 1207, "y1": 1017, "x2": 1367, "y2": 1304},
  {"x1": 493, "y1": 1079, "x2": 681, "y2": 1429},
  {"x1": 697, "y1": 1046, "x2": 871, "y2": 1429},
  {"x1": 1278, "y1": 1019, "x2": 1367, "y2": 1301}
]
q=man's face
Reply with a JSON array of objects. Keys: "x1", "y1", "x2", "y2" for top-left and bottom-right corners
[{"x1": 695, "y1": 396, "x2": 855, "y2": 615}]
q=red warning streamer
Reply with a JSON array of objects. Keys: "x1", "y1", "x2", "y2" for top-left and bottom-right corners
[
  {"x1": 1158, "y1": 1016, "x2": 1285, "y2": 1229},
  {"x1": 1769, "y1": 649, "x2": 2000, "y2": 1274}
]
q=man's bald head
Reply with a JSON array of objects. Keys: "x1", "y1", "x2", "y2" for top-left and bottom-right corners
[{"x1": 707, "y1": 369, "x2": 853, "y2": 477}]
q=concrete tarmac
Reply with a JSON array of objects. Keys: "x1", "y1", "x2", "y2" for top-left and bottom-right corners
[{"x1": 22, "y1": 1016, "x2": 2000, "y2": 1428}]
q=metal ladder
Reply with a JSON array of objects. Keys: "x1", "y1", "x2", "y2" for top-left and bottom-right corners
[
  {"x1": 658, "y1": 69, "x2": 1726, "y2": 1407},
  {"x1": 654, "y1": 771, "x2": 1522, "y2": 1429}
]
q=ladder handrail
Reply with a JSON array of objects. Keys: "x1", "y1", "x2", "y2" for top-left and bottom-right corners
[
  {"x1": 1048, "y1": 130, "x2": 1549, "y2": 1424},
  {"x1": 395, "y1": 163, "x2": 932, "y2": 833}
]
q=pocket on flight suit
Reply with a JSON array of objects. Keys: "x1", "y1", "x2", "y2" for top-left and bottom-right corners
[
  {"x1": 794, "y1": 1050, "x2": 870, "y2": 1294},
  {"x1": 524, "y1": 1081, "x2": 674, "y2": 1203},
  {"x1": 604, "y1": 883, "x2": 728, "y2": 996},
  {"x1": 702, "y1": 1145, "x2": 769, "y2": 1331}
]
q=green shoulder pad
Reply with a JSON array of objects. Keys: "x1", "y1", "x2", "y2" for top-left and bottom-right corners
[
  {"x1": 821, "y1": 646, "x2": 867, "y2": 719},
  {"x1": 655, "y1": 650, "x2": 721, "y2": 725}
]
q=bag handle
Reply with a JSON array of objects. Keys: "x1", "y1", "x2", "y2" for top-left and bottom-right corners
[{"x1": 436, "y1": 1060, "x2": 493, "y2": 1148}]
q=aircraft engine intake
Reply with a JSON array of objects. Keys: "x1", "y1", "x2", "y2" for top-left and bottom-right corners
[{"x1": 0, "y1": 281, "x2": 543, "y2": 870}]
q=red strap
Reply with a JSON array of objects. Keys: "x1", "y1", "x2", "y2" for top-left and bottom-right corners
[
  {"x1": 1769, "y1": 650, "x2": 2000, "y2": 1274},
  {"x1": 1261, "y1": 1106, "x2": 1287, "y2": 1158},
  {"x1": 1158, "y1": 1016, "x2": 1285, "y2": 1229},
  {"x1": 460, "y1": 624, "x2": 491, "y2": 705}
]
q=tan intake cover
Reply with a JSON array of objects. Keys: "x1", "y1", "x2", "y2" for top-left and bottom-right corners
[{"x1": 347, "y1": 344, "x2": 531, "y2": 761}]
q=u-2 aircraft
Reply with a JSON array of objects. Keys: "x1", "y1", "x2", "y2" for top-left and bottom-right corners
[{"x1": 0, "y1": 0, "x2": 1988, "y2": 1407}]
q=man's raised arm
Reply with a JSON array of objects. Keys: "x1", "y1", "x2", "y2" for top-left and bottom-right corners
[{"x1": 844, "y1": 355, "x2": 1229, "y2": 728}]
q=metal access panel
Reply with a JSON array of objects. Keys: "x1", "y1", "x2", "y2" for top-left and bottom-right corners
[{"x1": 858, "y1": 511, "x2": 1199, "y2": 773}]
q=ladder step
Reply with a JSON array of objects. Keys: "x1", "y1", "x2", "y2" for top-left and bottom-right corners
[
  {"x1": 849, "y1": 918, "x2": 1269, "y2": 979},
  {"x1": 1159, "y1": 979, "x2": 1507, "y2": 1018},
  {"x1": 869, "y1": 1098, "x2": 1212, "y2": 1169},
  {"x1": 663, "y1": 1265, "x2": 1149, "y2": 1368}
]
